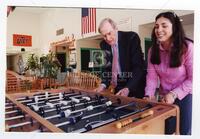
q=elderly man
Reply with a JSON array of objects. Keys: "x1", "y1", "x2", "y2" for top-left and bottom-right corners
[{"x1": 95, "y1": 18, "x2": 146, "y2": 98}]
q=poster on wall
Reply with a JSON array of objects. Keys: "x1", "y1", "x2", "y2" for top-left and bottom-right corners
[
  {"x1": 91, "y1": 50, "x2": 104, "y2": 67},
  {"x1": 69, "y1": 50, "x2": 76, "y2": 65},
  {"x1": 13, "y1": 34, "x2": 32, "y2": 47}
]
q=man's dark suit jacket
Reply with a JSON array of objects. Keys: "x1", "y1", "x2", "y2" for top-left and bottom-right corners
[{"x1": 100, "y1": 31, "x2": 146, "y2": 98}]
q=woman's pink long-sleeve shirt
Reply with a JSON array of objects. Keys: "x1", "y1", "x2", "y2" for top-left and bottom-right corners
[{"x1": 145, "y1": 41, "x2": 193, "y2": 100}]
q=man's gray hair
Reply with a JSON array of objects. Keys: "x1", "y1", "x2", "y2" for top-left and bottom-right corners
[{"x1": 98, "y1": 18, "x2": 117, "y2": 33}]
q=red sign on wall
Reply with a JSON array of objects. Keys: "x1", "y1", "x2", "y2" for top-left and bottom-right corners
[{"x1": 13, "y1": 34, "x2": 32, "y2": 47}]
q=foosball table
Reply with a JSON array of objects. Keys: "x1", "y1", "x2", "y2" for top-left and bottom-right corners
[{"x1": 5, "y1": 88, "x2": 180, "y2": 134}]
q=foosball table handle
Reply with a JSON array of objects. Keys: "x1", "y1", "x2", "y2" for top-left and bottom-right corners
[{"x1": 116, "y1": 110, "x2": 154, "y2": 129}]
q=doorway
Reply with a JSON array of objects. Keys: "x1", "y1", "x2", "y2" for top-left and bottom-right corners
[
  {"x1": 7, "y1": 55, "x2": 17, "y2": 71},
  {"x1": 56, "y1": 53, "x2": 66, "y2": 72}
]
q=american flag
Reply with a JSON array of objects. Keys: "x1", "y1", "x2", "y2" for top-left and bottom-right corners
[{"x1": 81, "y1": 8, "x2": 96, "y2": 35}]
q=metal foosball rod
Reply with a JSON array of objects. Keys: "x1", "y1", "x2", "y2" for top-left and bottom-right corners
[
  {"x1": 45, "y1": 97, "x2": 108, "y2": 120},
  {"x1": 25, "y1": 93, "x2": 83, "y2": 106},
  {"x1": 81, "y1": 103, "x2": 154, "y2": 132},
  {"x1": 5, "y1": 103, "x2": 24, "y2": 115},
  {"x1": 23, "y1": 95, "x2": 105, "y2": 121},
  {"x1": 18, "y1": 91, "x2": 75, "y2": 103},
  {"x1": 6, "y1": 110, "x2": 26, "y2": 121},
  {"x1": 5, "y1": 103, "x2": 16, "y2": 110},
  {"x1": 30, "y1": 96, "x2": 106, "y2": 124},
  {"x1": 5, "y1": 102, "x2": 12, "y2": 106},
  {"x1": 60, "y1": 100, "x2": 113, "y2": 118},
  {"x1": 14, "y1": 92, "x2": 54, "y2": 102},
  {"x1": 5, "y1": 93, "x2": 82, "y2": 116},
  {"x1": 16, "y1": 94, "x2": 56, "y2": 104},
  {"x1": 6, "y1": 115, "x2": 25, "y2": 121},
  {"x1": 5, "y1": 109, "x2": 18, "y2": 115},
  {"x1": 5, "y1": 93, "x2": 86, "y2": 116},
  {"x1": 71, "y1": 102, "x2": 144, "y2": 133},
  {"x1": 29, "y1": 96, "x2": 85, "y2": 116},
  {"x1": 7, "y1": 118, "x2": 37, "y2": 131},
  {"x1": 55, "y1": 101, "x2": 136, "y2": 130},
  {"x1": 5, "y1": 105, "x2": 15, "y2": 110},
  {"x1": 35, "y1": 96, "x2": 83, "y2": 113},
  {"x1": 8, "y1": 104, "x2": 90, "y2": 132}
]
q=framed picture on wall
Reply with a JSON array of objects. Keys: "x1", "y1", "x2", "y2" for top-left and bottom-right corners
[
  {"x1": 91, "y1": 50, "x2": 104, "y2": 67},
  {"x1": 69, "y1": 50, "x2": 76, "y2": 65}
]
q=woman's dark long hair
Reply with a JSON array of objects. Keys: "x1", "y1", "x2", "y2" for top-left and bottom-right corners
[{"x1": 150, "y1": 11, "x2": 190, "y2": 67}]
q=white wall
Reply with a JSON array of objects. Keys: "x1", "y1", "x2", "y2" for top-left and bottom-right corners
[
  {"x1": 7, "y1": 10, "x2": 40, "y2": 55},
  {"x1": 184, "y1": 24, "x2": 194, "y2": 39},
  {"x1": 139, "y1": 26, "x2": 152, "y2": 53},
  {"x1": 6, "y1": 7, "x2": 194, "y2": 72},
  {"x1": 7, "y1": 10, "x2": 41, "y2": 71},
  {"x1": 39, "y1": 8, "x2": 81, "y2": 55}
]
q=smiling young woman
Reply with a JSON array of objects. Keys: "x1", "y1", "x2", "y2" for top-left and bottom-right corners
[{"x1": 144, "y1": 11, "x2": 193, "y2": 135}]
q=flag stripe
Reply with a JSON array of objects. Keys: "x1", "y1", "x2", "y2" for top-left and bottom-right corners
[{"x1": 81, "y1": 8, "x2": 96, "y2": 35}]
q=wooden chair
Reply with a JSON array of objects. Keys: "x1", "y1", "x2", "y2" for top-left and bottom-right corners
[
  {"x1": 6, "y1": 70, "x2": 36, "y2": 93},
  {"x1": 51, "y1": 71, "x2": 101, "y2": 90}
]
